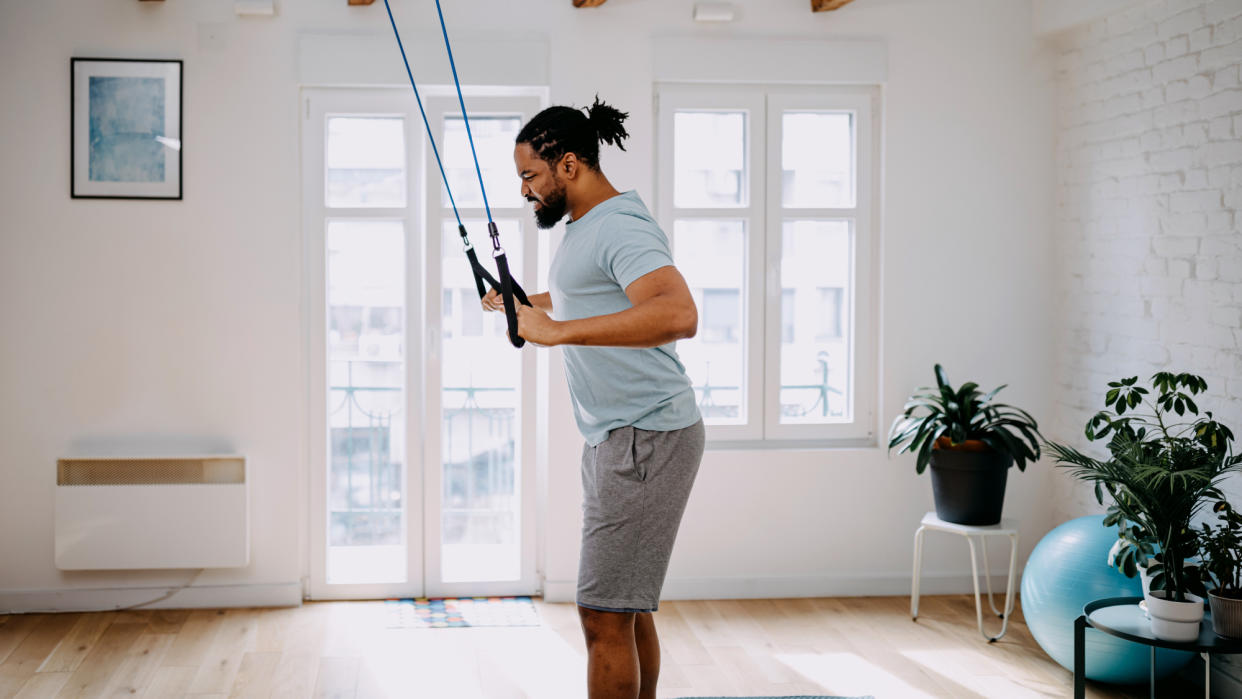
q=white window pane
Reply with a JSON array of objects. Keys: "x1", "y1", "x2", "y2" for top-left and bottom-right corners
[
  {"x1": 674, "y1": 112, "x2": 746, "y2": 208},
  {"x1": 439, "y1": 218, "x2": 523, "y2": 583},
  {"x1": 326, "y1": 220, "x2": 407, "y2": 584},
  {"x1": 443, "y1": 116, "x2": 524, "y2": 210},
  {"x1": 327, "y1": 117, "x2": 406, "y2": 208},
  {"x1": 782, "y1": 112, "x2": 853, "y2": 208},
  {"x1": 674, "y1": 220, "x2": 746, "y2": 425},
  {"x1": 780, "y1": 220, "x2": 852, "y2": 424}
]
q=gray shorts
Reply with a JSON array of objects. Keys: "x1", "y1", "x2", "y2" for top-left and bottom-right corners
[{"x1": 577, "y1": 420, "x2": 705, "y2": 613}]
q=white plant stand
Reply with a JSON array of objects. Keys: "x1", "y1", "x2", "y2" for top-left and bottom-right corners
[{"x1": 911, "y1": 511, "x2": 1019, "y2": 642}]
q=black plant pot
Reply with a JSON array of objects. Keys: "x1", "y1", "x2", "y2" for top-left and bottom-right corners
[{"x1": 928, "y1": 444, "x2": 1014, "y2": 525}]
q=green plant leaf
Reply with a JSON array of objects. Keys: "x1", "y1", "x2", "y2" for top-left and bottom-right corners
[
  {"x1": 915, "y1": 424, "x2": 945, "y2": 475},
  {"x1": 983, "y1": 384, "x2": 1007, "y2": 403}
]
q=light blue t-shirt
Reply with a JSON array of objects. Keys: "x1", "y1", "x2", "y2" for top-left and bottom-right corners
[{"x1": 548, "y1": 191, "x2": 701, "y2": 446}]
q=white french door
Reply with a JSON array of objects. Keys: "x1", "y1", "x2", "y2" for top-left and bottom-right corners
[{"x1": 303, "y1": 87, "x2": 542, "y2": 600}]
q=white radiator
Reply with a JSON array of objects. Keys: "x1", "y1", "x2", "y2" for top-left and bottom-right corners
[{"x1": 54, "y1": 456, "x2": 249, "y2": 570}]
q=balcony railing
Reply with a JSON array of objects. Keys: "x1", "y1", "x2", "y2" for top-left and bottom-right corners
[
  {"x1": 328, "y1": 360, "x2": 517, "y2": 547},
  {"x1": 695, "y1": 356, "x2": 845, "y2": 419},
  {"x1": 328, "y1": 360, "x2": 403, "y2": 546}
]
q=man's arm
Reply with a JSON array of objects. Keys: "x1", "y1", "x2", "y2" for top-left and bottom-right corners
[
  {"x1": 483, "y1": 289, "x2": 553, "y2": 313},
  {"x1": 516, "y1": 266, "x2": 698, "y2": 348}
]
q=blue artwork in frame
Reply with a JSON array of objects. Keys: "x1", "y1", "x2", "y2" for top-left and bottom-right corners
[{"x1": 71, "y1": 58, "x2": 182, "y2": 199}]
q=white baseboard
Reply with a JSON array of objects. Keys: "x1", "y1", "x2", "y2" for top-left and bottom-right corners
[
  {"x1": 543, "y1": 570, "x2": 1024, "y2": 604},
  {"x1": 0, "y1": 582, "x2": 302, "y2": 614}
]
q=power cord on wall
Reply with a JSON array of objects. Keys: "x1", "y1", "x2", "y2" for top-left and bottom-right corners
[
  {"x1": 114, "y1": 568, "x2": 205, "y2": 611},
  {"x1": 5, "y1": 569, "x2": 210, "y2": 614}
]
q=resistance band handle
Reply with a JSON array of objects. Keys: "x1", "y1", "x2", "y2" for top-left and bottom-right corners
[
  {"x1": 386, "y1": 2, "x2": 528, "y2": 349},
  {"x1": 464, "y1": 240, "x2": 530, "y2": 305},
  {"x1": 459, "y1": 225, "x2": 489, "y2": 300},
  {"x1": 495, "y1": 252, "x2": 525, "y2": 348},
  {"x1": 489, "y1": 222, "x2": 530, "y2": 348}
]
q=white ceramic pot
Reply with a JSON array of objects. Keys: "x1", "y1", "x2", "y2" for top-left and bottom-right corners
[{"x1": 1145, "y1": 590, "x2": 1204, "y2": 642}]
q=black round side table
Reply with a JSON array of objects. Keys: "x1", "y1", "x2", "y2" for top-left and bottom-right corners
[{"x1": 1074, "y1": 596, "x2": 1242, "y2": 699}]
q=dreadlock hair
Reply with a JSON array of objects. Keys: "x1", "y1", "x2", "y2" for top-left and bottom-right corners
[{"x1": 516, "y1": 95, "x2": 630, "y2": 170}]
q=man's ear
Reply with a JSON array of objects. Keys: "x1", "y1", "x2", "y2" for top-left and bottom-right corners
[{"x1": 561, "y1": 152, "x2": 579, "y2": 180}]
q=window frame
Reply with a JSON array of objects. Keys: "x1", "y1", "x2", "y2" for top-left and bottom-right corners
[
  {"x1": 656, "y1": 83, "x2": 879, "y2": 447},
  {"x1": 657, "y1": 89, "x2": 766, "y2": 441}
]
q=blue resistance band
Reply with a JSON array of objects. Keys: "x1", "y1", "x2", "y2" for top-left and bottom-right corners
[{"x1": 382, "y1": 0, "x2": 531, "y2": 348}]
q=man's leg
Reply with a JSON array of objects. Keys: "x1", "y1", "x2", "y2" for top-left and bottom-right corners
[
  {"x1": 579, "y1": 606, "x2": 639, "y2": 699},
  {"x1": 634, "y1": 612, "x2": 660, "y2": 699}
]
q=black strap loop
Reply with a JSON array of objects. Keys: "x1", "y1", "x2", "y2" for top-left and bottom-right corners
[
  {"x1": 460, "y1": 224, "x2": 530, "y2": 306},
  {"x1": 461, "y1": 223, "x2": 531, "y2": 347},
  {"x1": 487, "y1": 222, "x2": 530, "y2": 348},
  {"x1": 495, "y1": 253, "x2": 525, "y2": 348}
]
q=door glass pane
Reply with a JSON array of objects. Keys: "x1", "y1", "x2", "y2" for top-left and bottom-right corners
[
  {"x1": 443, "y1": 116, "x2": 524, "y2": 210},
  {"x1": 780, "y1": 220, "x2": 852, "y2": 424},
  {"x1": 326, "y1": 220, "x2": 407, "y2": 584},
  {"x1": 327, "y1": 117, "x2": 406, "y2": 208},
  {"x1": 674, "y1": 111, "x2": 746, "y2": 208},
  {"x1": 673, "y1": 220, "x2": 746, "y2": 424},
  {"x1": 439, "y1": 219, "x2": 523, "y2": 583},
  {"x1": 782, "y1": 111, "x2": 853, "y2": 208}
]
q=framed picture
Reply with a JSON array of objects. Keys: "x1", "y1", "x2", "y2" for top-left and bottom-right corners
[{"x1": 71, "y1": 58, "x2": 182, "y2": 200}]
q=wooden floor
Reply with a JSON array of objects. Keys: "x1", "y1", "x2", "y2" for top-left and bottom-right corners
[{"x1": 0, "y1": 595, "x2": 1195, "y2": 698}]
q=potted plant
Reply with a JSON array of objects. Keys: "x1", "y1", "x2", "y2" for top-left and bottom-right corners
[
  {"x1": 888, "y1": 364, "x2": 1042, "y2": 525},
  {"x1": 1046, "y1": 372, "x2": 1241, "y2": 641},
  {"x1": 1198, "y1": 499, "x2": 1242, "y2": 639}
]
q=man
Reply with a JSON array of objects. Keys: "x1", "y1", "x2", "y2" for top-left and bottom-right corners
[{"x1": 481, "y1": 97, "x2": 704, "y2": 699}]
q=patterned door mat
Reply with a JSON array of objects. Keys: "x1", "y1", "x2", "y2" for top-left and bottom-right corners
[{"x1": 386, "y1": 596, "x2": 541, "y2": 628}]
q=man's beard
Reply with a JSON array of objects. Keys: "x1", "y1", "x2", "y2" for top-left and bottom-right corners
[{"x1": 531, "y1": 182, "x2": 568, "y2": 230}]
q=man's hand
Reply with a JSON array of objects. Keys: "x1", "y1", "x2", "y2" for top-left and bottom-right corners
[
  {"x1": 481, "y1": 288, "x2": 505, "y2": 312},
  {"x1": 482, "y1": 288, "x2": 554, "y2": 313},
  {"x1": 515, "y1": 304, "x2": 563, "y2": 346}
]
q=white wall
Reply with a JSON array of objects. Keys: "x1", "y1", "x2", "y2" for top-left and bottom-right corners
[
  {"x1": 1046, "y1": 0, "x2": 1242, "y2": 691},
  {"x1": 0, "y1": 0, "x2": 1056, "y2": 611},
  {"x1": 1048, "y1": 0, "x2": 1242, "y2": 530}
]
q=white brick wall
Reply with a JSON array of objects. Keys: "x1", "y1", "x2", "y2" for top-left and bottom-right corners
[
  {"x1": 1051, "y1": 0, "x2": 1242, "y2": 691},
  {"x1": 1052, "y1": 0, "x2": 1242, "y2": 518}
]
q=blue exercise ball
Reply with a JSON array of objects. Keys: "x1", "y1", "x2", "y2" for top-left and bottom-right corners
[{"x1": 1021, "y1": 515, "x2": 1193, "y2": 684}]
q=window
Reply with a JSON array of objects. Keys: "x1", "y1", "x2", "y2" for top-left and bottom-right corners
[
  {"x1": 658, "y1": 85, "x2": 877, "y2": 444},
  {"x1": 304, "y1": 88, "x2": 542, "y2": 599},
  {"x1": 326, "y1": 117, "x2": 406, "y2": 208},
  {"x1": 817, "y1": 287, "x2": 844, "y2": 340},
  {"x1": 702, "y1": 289, "x2": 741, "y2": 343},
  {"x1": 431, "y1": 105, "x2": 535, "y2": 588}
]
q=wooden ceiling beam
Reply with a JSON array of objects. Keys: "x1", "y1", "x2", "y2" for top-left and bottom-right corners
[{"x1": 812, "y1": 0, "x2": 855, "y2": 11}]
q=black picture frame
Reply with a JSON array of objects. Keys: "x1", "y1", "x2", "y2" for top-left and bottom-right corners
[{"x1": 71, "y1": 57, "x2": 183, "y2": 200}]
